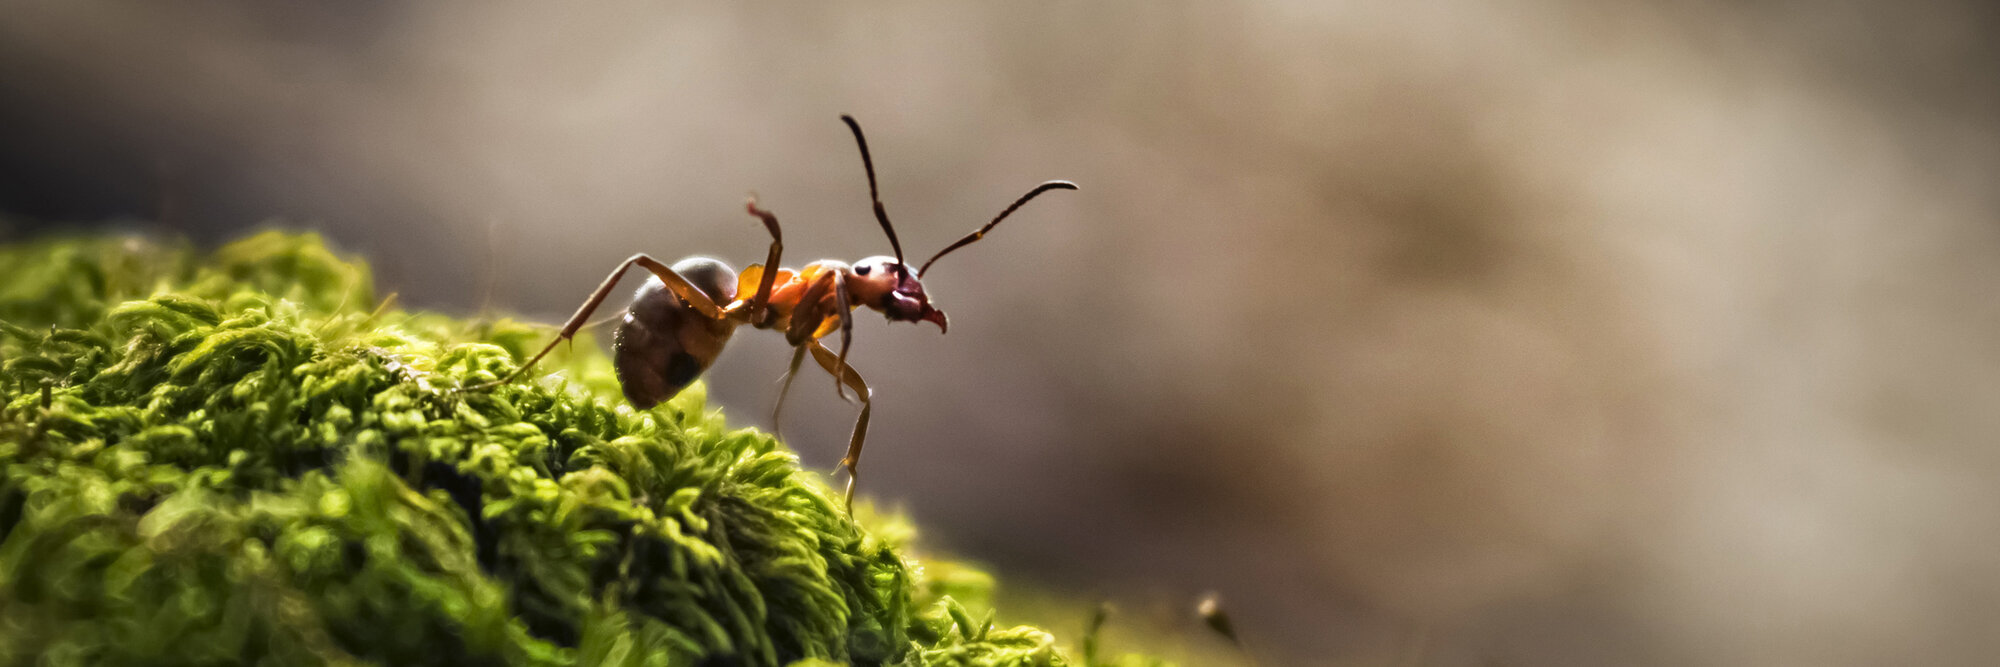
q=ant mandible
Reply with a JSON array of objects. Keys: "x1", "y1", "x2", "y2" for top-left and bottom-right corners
[{"x1": 487, "y1": 115, "x2": 1076, "y2": 508}]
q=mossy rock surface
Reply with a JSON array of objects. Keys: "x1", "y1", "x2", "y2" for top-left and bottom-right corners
[{"x1": 0, "y1": 231, "x2": 1142, "y2": 667}]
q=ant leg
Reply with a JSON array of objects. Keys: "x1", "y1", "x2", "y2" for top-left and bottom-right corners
[
  {"x1": 808, "y1": 341, "x2": 871, "y2": 510},
  {"x1": 830, "y1": 271, "x2": 855, "y2": 401},
  {"x1": 770, "y1": 344, "x2": 808, "y2": 441},
  {"x1": 779, "y1": 271, "x2": 855, "y2": 401},
  {"x1": 480, "y1": 254, "x2": 722, "y2": 388},
  {"x1": 785, "y1": 270, "x2": 839, "y2": 346},
  {"x1": 742, "y1": 197, "x2": 784, "y2": 326}
]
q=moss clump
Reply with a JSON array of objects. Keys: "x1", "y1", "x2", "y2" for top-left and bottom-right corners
[{"x1": 0, "y1": 230, "x2": 1153, "y2": 667}]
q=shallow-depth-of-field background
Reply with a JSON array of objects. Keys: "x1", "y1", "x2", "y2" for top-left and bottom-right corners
[{"x1": 3, "y1": 2, "x2": 1999, "y2": 664}]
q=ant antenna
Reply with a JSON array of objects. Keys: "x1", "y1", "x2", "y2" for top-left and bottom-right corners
[
  {"x1": 918, "y1": 180, "x2": 1078, "y2": 278},
  {"x1": 841, "y1": 115, "x2": 906, "y2": 272}
]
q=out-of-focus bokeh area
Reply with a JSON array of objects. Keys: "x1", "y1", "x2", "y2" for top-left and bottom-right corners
[{"x1": 3, "y1": 2, "x2": 1997, "y2": 664}]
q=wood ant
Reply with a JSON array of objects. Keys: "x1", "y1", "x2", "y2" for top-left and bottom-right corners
[{"x1": 486, "y1": 115, "x2": 1076, "y2": 507}]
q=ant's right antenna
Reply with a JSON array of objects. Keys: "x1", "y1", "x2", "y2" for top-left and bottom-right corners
[{"x1": 840, "y1": 115, "x2": 907, "y2": 273}]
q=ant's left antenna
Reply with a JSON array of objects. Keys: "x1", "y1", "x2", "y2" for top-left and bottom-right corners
[
  {"x1": 841, "y1": 115, "x2": 906, "y2": 272},
  {"x1": 919, "y1": 180, "x2": 1077, "y2": 278}
]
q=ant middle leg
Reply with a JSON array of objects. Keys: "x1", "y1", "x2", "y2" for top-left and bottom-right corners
[
  {"x1": 479, "y1": 254, "x2": 723, "y2": 389},
  {"x1": 830, "y1": 271, "x2": 856, "y2": 401},
  {"x1": 809, "y1": 341, "x2": 872, "y2": 510},
  {"x1": 770, "y1": 343, "x2": 809, "y2": 442}
]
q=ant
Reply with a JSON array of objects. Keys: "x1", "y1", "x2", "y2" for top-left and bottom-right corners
[{"x1": 486, "y1": 115, "x2": 1075, "y2": 508}]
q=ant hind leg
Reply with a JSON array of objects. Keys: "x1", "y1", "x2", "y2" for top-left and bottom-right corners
[{"x1": 473, "y1": 253, "x2": 723, "y2": 390}]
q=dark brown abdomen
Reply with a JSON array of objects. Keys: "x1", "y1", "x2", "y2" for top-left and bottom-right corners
[{"x1": 613, "y1": 273, "x2": 736, "y2": 409}]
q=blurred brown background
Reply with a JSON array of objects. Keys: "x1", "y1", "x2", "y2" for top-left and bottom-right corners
[{"x1": 4, "y1": 1, "x2": 1998, "y2": 664}]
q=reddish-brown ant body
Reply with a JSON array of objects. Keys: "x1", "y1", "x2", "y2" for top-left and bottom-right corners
[{"x1": 488, "y1": 115, "x2": 1075, "y2": 506}]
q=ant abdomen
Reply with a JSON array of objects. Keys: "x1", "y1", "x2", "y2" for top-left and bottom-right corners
[{"x1": 612, "y1": 257, "x2": 739, "y2": 408}]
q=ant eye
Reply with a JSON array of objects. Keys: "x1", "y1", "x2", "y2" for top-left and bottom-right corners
[{"x1": 855, "y1": 265, "x2": 872, "y2": 276}]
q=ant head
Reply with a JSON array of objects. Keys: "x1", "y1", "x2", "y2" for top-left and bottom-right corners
[
  {"x1": 851, "y1": 255, "x2": 947, "y2": 333},
  {"x1": 839, "y1": 115, "x2": 1071, "y2": 334}
]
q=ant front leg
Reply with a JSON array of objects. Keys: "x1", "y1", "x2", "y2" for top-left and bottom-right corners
[
  {"x1": 781, "y1": 270, "x2": 857, "y2": 402},
  {"x1": 809, "y1": 341, "x2": 872, "y2": 510},
  {"x1": 830, "y1": 271, "x2": 856, "y2": 401},
  {"x1": 480, "y1": 254, "x2": 723, "y2": 389},
  {"x1": 742, "y1": 197, "x2": 784, "y2": 326}
]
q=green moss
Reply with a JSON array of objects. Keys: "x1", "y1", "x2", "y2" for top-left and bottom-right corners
[{"x1": 0, "y1": 230, "x2": 1165, "y2": 667}]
